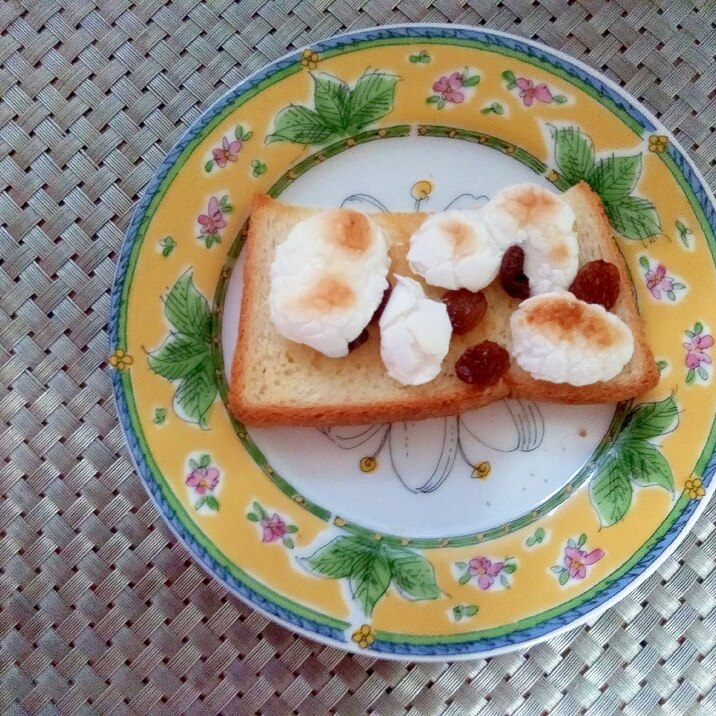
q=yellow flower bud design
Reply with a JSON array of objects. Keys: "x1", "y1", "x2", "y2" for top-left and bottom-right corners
[
  {"x1": 300, "y1": 49, "x2": 319, "y2": 70},
  {"x1": 351, "y1": 624, "x2": 375, "y2": 649},
  {"x1": 685, "y1": 477, "x2": 706, "y2": 499},
  {"x1": 109, "y1": 349, "x2": 134, "y2": 371},
  {"x1": 648, "y1": 135, "x2": 668, "y2": 153}
]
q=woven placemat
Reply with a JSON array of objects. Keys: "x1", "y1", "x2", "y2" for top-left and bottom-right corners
[{"x1": 2, "y1": 1, "x2": 715, "y2": 713}]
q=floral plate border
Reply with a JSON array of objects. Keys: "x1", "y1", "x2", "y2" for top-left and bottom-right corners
[{"x1": 109, "y1": 24, "x2": 716, "y2": 659}]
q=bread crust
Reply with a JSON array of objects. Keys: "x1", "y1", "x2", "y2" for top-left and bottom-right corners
[{"x1": 229, "y1": 184, "x2": 659, "y2": 427}]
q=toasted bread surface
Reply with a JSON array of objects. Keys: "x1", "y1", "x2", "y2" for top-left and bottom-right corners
[{"x1": 229, "y1": 184, "x2": 658, "y2": 427}]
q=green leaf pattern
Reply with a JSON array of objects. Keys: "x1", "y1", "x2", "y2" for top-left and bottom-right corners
[
  {"x1": 305, "y1": 536, "x2": 370, "y2": 578},
  {"x1": 604, "y1": 196, "x2": 661, "y2": 242},
  {"x1": 250, "y1": 159, "x2": 267, "y2": 177},
  {"x1": 409, "y1": 50, "x2": 431, "y2": 64},
  {"x1": 590, "y1": 454, "x2": 634, "y2": 526},
  {"x1": 589, "y1": 396, "x2": 678, "y2": 526},
  {"x1": 148, "y1": 273, "x2": 216, "y2": 427},
  {"x1": 266, "y1": 70, "x2": 399, "y2": 145},
  {"x1": 625, "y1": 442, "x2": 676, "y2": 492},
  {"x1": 550, "y1": 125, "x2": 661, "y2": 240},
  {"x1": 349, "y1": 71, "x2": 401, "y2": 130},
  {"x1": 588, "y1": 154, "x2": 641, "y2": 202},
  {"x1": 480, "y1": 102, "x2": 504, "y2": 115},
  {"x1": 353, "y1": 550, "x2": 393, "y2": 617},
  {"x1": 525, "y1": 527, "x2": 547, "y2": 547},
  {"x1": 267, "y1": 105, "x2": 334, "y2": 145},
  {"x1": 164, "y1": 273, "x2": 213, "y2": 341},
  {"x1": 147, "y1": 334, "x2": 209, "y2": 380},
  {"x1": 388, "y1": 548, "x2": 442, "y2": 601},
  {"x1": 550, "y1": 127, "x2": 594, "y2": 185},
  {"x1": 312, "y1": 74, "x2": 351, "y2": 130},
  {"x1": 304, "y1": 535, "x2": 440, "y2": 616},
  {"x1": 159, "y1": 236, "x2": 176, "y2": 257},
  {"x1": 452, "y1": 604, "x2": 479, "y2": 621},
  {"x1": 676, "y1": 220, "x2": 692, "y2": 248}
]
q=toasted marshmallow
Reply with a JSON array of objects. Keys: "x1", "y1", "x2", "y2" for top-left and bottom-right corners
[
  {"x1": 483, "y1": 183, "x2": 579, "y2": 294},
  {"x1": 510, "y1": 293, "x2": 634, "y2": 386},
  {"x1": 269, "y1": 209, "x2": 390, "y2": 357},
  {"x1": 379, "y1": 276, "x2": 452, "y2": 385},
  {"x1": 407, "y1": 210, "x2": 503, "y2": 291}
]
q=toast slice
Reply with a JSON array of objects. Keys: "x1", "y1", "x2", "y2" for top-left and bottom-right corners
[{"x1": 229, "y1": 183, "x2": 659, "y2": 427}]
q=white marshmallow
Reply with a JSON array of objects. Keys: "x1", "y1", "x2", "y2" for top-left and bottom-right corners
[
  {"x1": 510, "y1": 292, "x2": 634, "y2": 386},
  {"x1": 379, "y1": 276, "x2": 452, "y2": 385},
  {"x1": 407, "y1": 210, "x2": 504, "y2": 292},
  {"x1": 269, "y1": 209, "x2": 390, "y2": 357},
  {"x1": 484, "y1": 183, "x2": 579, "y2": 294}
]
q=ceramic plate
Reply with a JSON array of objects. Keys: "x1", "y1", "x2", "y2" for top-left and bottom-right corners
[{"x1": 110, "y1": 25, "x2": 716, "y2": 659}]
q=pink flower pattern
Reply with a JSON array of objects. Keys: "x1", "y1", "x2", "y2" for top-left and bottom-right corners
[
  {"x1": 426, "y1": 69, "x2": 480, "y2": 109},
  {"x1": 646, "y1": 264, "x2": 674, "y2": 298},
  {"x1": 457, "y1": 555, "x2": 516, "y2": 590},
  {"x1": 247, "y1": 501, "x2": 298, "y2": 549},
  {"x1": 185, "y1": 454, "x2": 221, "y2": 512},
  {"x1": 685, "y1": 334, "x2": 713, "y2": 369},
  {"x1": 261, "y1": 513, "x2": 287, "y2": 542},
  {"x1": 198, "y1": 197, "x2": 226, "y2": 235},
  {"x1": 468, "y1": 556, "x2": 504, "y2": 589},
  {"x1": 205, "y1": 125, "x2": 251, "y2": 173},
  {"x1": 212, "y1": 136, "x2": 242, "y2": 167},
  {"x1": 516, "y1": 78, "x2": 553, "y2": 106},
  {"x1": 186, "y1": 466, "x2": 219, "y2": 494},
  {"x1": 196, "y1": 195, "x2": 231, "y2": 248},
  {"x1": 640, "y1": 257, "x2": 685, "y2": 301},
  {"x1": 552, "y1": 535, "x2": 604, "y2": 584},
  {"x1": 563, "y1": 546, "x2": 605, "y2": 580},
  {"x1": 502, "y1": 70, "x2": 566, "y2": 107},
  {"x1": 684, "y1": 323, "x2": 713, "y2": 387},
  {"x1": 433, "y1": 72, "x2": 465, "y2": 104}
]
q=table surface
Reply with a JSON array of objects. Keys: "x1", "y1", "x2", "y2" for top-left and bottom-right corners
[{"x1": 2, "y1": 1, "x2": 715, "y2": 714}]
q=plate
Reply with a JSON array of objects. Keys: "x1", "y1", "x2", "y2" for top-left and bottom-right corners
[{"x1": 110, "y1": 25, "x2": 716, "y2": 660}]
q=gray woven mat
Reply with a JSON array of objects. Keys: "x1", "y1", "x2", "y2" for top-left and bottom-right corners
[{"x1": 2, "y1": 1, "x2": 715, "y2": 714}]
